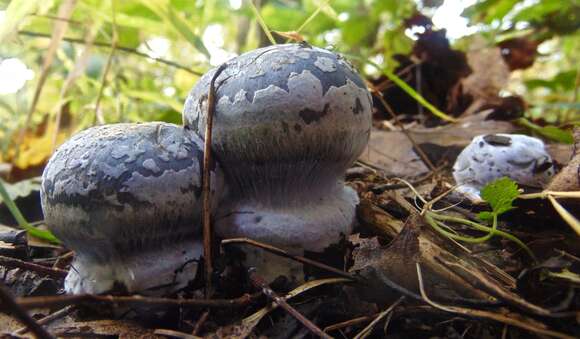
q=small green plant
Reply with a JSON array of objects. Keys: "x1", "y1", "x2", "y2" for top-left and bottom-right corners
[
  {"x1": 395, "y1": 178, "x2": 535, "y2": 261},
  {"x1": 0, "y1": 178, "x2": 59, "y2": 243},
  {"x1": 478, "y1": 177, "x2": 520, "y2": 222}
]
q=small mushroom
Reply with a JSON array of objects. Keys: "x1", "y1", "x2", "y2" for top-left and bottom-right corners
[
  {"x1": 183, "y1": 44, "x2": 372, "y2": 280},
  {"x1": 453, "y1": 133, "x2": 555, "y2": 200},
  {"x1": 41, "y1": 122, "x2": 224, "y2": 294}
]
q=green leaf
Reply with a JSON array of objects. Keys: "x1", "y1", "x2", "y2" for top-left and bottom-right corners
[
  {"x1": 0, "y1": 177, "x2": 41, "y2": 202},
  {"x1": 124, "y1": 89, "x2": 183, "y2": 113},
  {"x1": 477, "y1": 177, "x2": 520, "y2": 221},
  {"x1": 477, "y1": 211, "x2": 494, "y2": 221},
  {"x1": 517, "y1": 118, "x2": 574, "y2": 144},
  {"x1": 0, "y1": 178, "x2": 59, "y2": 243},
  {"x1": 0, "y1": 0, "x2": 40, "y2": 43}
]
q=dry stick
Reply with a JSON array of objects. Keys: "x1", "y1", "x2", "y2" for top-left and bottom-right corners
[
  {"x1": 11, "y1": 293, "x2": 256, "y2": 311},
  {"x1": 192, "y1": 310, "x2": 210, "y2": 336},
  {"x1": 0, "y1": 283, "x2": 55, "y2": 339},
  {"x1": 371, "y1": 89, "x2": 437, "y2": 171},
  {"x1": 248, "y1": 269, "x2": 332, "y2": 339},
  {"x1": 201, "y1": 63, "x2": 228, "y2": 297},
  {"x1": 18, "y1": 31, "x2": 203, "y2": 76},
  {"x1": 415, "y1": 263, "x2": 576, "y2": 339},
  {"x1": 154, "y1": 329, "x2": 202, "y2": 339},
  {"x1": 221, "y1": 237, "x2": 357, "y2": 281},
  {"x1": 324, "y1": 314, "x2": 378, "y2": 333},
  {"x1": 0, "y1": 255, "x2": 67, "y2": 279},
  {"x1": 13, "y1": 305, "x2": 75, "y2": 335},
  {"x1": 353, "y1": 296, "x2": 404, "y2": 339}
]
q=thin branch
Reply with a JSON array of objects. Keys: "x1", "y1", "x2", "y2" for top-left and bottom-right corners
[
  {"x1": 221, "y1": 237, "x2": 357, "y2": 281},
  {"x1": 0, "y1": 283, "x2": 55, "y2": 339},
  {"x1": 416, "y1": 263, "x2": 576, "y2": 339},
  {"x1": 353, "y1": 296, "x2": 404, "y2": 339},
  {"x1": 10, "y1": 293, "x2": 257, "y2": 311},
  {"x1": 154, "y1": 329, "x2": 202, "y2": 339},
  {"x1": 13, "y1": 305, "x2": 75, "y2": 335},
  {"x1": 324, "y1": 314, "x2": 378, "y2": 333},
  {"x1": 18, "y1": 30, "x2": 204, "y2": 76},
  {"x1": 0, "y1": 255, "x2": 68, "y2": 279},
  {"x1": 248, "y1": 268, "x2": 332, "y2": 339},
  {"x1": 371, "y1": 88, "x2": 436, "y2": 171},
  {"x1": 202, "y1": 63, "x2": 228, "y2": 297}
]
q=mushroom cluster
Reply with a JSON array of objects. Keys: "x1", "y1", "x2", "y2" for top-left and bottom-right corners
[{"x1": 41, "y1": 43, "x2": 373, "y2": 294}]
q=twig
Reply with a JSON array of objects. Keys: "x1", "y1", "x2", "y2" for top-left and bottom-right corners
[
  {"x1": 0, "y1": 282, "x2": 55, "y2": 339},
  {"x1": 324, "y1": 314, "x2": 378, "y2": 333},
  {"x1": 154, "y1": 329, "x2": 202, "y2": 339},
  {"x1": 248, "y1": 268, "x2": 332, "y2": 339},
  {"x1": 416, "y1": 263, "x2": 576, "y2": 339},
  {"x1": 249, "y1": 0, "x2": 276, "y2": 45},
  {"x1": 18, "y1": 30, "x2": 203, "y2": 76},
  {"x1": 353, "y1": 296, "x2": 404, "y2": 339},
  {"x1": 10, "y1": 293, "x2": 257, "y2": 311},
  {"x1": 192, "y1": 310, "x2": 210, "y2": 336},
  {"x1": 13, "y1": 305, "x2": 75, "y2": 335},
  {"x1": 52, "y1": 251, "x2": 74, "y2": 270},
  {"x1": 202, "y1": 63, "x2": 228, "y2": 297},
  {"x1": 93, "y1": 0, "x2": 118, "y2": 125},
  {"x1": 371, "y1": 89, "x2": 436, "y2": 171},
  {"x1": 0, "y1": 255, "x2": 67, "y2": 279},
  {"x1": 221, "y1": 237, "x2": 357, "y2": 281}
]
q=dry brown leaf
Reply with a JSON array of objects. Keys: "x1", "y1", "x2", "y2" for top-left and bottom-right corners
[{"x1": 273, "y1": 30, "x2": 305, "y2": 42}]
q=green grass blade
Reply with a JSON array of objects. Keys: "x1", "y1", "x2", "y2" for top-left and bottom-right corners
[
  {"x1": 249, "y1": 0, "x2": 276, "y2": 45},
  {"x1": 0, "y1": 179, "x2": 59, "y2": 243}
]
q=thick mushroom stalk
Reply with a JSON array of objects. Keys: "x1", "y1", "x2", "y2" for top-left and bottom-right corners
[
  {"x1": 183, "y1": 44, "x2": 372, "y2": 278},
  {"x1": 453, "y1": 133, "x2": 555, "y2": 200},
  {"x1": 41, "y1": 123, "x2": 224, "y2": 294}
]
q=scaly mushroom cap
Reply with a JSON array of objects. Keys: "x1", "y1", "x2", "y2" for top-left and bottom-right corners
[
  {"x1": 183, "y1": 44, "x2": 372, "y2": 261},
  {"x1": 453, "y1": 133, "x2": 555, "y2": 200},
  {"x1": 41, "y1": 122, "x2": 224, "y2": 294}
]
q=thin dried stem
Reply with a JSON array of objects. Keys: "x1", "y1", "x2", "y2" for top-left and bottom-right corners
[
  {"x1": 0, "y1": 255, "x2": 67, "y2": 279},
  {"x1": 248, "y1": 268, "x2": 332, "y2": 339},
  {"x1": 371, "y1": 89, "x2": 437, "y2": 171},
  {"x1": 202, "y1": 63, "x2": 228, "y2": 296},
  {"x1": 0, "y1": 283, "x2": 55, "y2": 339},
  {"x1": 416, "y1": 263, "x2": 576, "y2": 339},
  {"x1": 18, "y1": 30, "x2": 204, "y2": 76},
  {"x1": 10, "y1": 293, "x2": 256, "y2": 311},
  {"x1": 13, "y1": 305, "x2": 75, "y2": 335},
  {"x1": 353, "y1": 296, "x2": 404, "y2": 339},
  {"x1": 221, "y1": 237, "x2": 357, "y2": 281}
]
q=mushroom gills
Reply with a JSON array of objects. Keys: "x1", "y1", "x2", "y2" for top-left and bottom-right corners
[{"x1": 41, "y1": 122, "x2": 225, "y2": 294}]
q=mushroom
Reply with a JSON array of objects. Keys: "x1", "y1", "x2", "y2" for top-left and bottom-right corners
[
  {"x1": 183, "y1": 44, "x2": 372, "y2": 280},
  {"x1": 41, "y1": 122, "x2": 224, "y2": 294},
  {"x1": 453, "y1": 133, "x2": 555, "y2": 201}
]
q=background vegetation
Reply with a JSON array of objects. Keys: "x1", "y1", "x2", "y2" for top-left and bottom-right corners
[{"x1": 0, "y1": 0, "x2": 577, "y2": 175}]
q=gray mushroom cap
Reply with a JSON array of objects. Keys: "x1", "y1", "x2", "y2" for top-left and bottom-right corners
[
  {"x1": 183, "y1": 44, "x2": 372, "y2": 264},
  {"x1": 183, "y1": 43, "x2": 372, "y2": 202},
  {"x1": 41, "y1": 122, "x2": 224, "y2": 293},
  {"x1": 453, "y1": 133, "x2": 555, "y2": 200}
]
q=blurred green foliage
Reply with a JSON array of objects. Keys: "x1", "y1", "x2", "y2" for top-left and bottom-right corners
[{"x1": 0, "y1": 0, "x2": 577, "y2": 166}]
